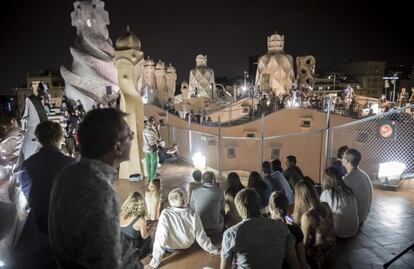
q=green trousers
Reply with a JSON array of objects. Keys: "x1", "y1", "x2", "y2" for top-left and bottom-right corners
[{"x1": 145, "y1": 152, "x2": 157, "y2": 181}]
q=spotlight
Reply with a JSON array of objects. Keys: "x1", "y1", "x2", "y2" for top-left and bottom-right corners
[
  {"x1": 192, "y1": 152, "x2": 206, "y2": 169},
  {"x1": 378, "y1": 161, "x2": 406, "y2": 180}
]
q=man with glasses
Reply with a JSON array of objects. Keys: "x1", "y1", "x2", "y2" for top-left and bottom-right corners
[{"x1": 49, "y1": 108, "x2": 139, "y2": 269}]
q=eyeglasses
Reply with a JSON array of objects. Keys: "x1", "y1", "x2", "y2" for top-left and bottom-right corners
[{"x1": 118, "y1": 130, "x2": 134, "y2": 141}]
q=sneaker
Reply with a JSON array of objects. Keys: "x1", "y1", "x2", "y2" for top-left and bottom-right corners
[{"x1": 129, "y1": 174, "x2": 142, "y2": 182}]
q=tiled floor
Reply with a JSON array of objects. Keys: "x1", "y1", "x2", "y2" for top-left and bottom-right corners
[{"x1": 114, "y1": 161, "x2": 414, "y2": 269}]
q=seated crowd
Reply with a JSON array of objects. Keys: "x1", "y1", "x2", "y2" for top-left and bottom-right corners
[{"x1": 9, "y1": 107, "x2": 374, "y2": 269}]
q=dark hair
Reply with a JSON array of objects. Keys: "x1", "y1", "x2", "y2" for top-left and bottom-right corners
[
  {"x1": 262, "y1": 161, "x2": 272, "y2": 174},
  {"x1": 226, "y1": 172, "x2": 244, "y2": 198},
  {"x1": 271, "y1": 159, "x2": 283, "y2": 173},
  {"x1": 192, "y1": 170, "x2": 202, "y2": 182},
  {"x1": 248, "y1": 171, "x2": 266, "y2": 191},
  {"x1": 337, "y1": 145, "x2": 349, "y2": 159},
  {"x1": 78, "y1": 108, "x2": 127, "y2": 158},
  {"x1": 149, "y1": 178, "x2": 161, "y2": 190},
  {"x1": 202, "y1": 171, "x2": 215, "y2": 184},
  {"x1": 323, "y1": 167, "x2": 354, "y2": 206},
  {"x1": 343, "y1": 148, "x2": 361, "y2": 167},
  {"x1": 248, "y1": 171, "x2": 268, "y2": 207},
  {"x1": 35, "y1": 121, "x2": 63, "y2": 146},
  {"x1": 286, "y1": 155, "x2": 297, "y2": 165}
]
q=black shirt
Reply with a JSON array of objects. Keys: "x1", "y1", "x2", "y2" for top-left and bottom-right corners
[{"x1": 158, "y1": 147, "x2": 170, "y2": 163}]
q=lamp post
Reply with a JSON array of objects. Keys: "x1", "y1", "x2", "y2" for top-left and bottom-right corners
[
  {"x1": 383, "y1": 74, "x2": 399, "y2": 102},
  {"x1": 243, "y1": 71, "x2": 249, "y2": 96},
  {"x1": 328, "y1": 72, "x2": 347, "y2": 94}
]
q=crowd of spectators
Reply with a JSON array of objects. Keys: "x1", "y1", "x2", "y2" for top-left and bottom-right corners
[{"x1": 4, "y1": 102, "x2": 374, "y2": 269}]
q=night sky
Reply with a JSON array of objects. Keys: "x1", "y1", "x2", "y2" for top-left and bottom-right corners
[{"x1": 0, "y1": 0, "x2": 412, "y2": 91}]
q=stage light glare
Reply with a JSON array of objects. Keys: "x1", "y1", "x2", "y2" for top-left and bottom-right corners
[
  {"x1": 371, "y1": 103, "x2": 379, "y2": 114},
  {"x1": 378, "y1": 161, "x2": 406, "y2": 179},
  {"x1": 192, "y1": 152, "x2": 206, "y2": 169}
]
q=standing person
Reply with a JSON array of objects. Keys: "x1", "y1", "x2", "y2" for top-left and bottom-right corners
[
  {"x1": 320, "y1": 168, "x2": 359, "y2": 238},
  {"x1": 224, "y1": 172, "x2": 244, "y2": 228},
  {"x1": 11, "y1": 122, "x2": 75, "y2": 269},
  {"x1": 21, "y1": 121, "x2": 75, "y2": 234},
  {"x1": 145, "y1": 179, "x2": 163, "y2": 221},
  {"x1": 49, "y1": 108, "x2": 137, "y2": 269},
  {"x1": 206, "y1": 116, "x2": 213, "y2": 126},
  {"x1": 331, "y1": 146, "x2": 348, "y2": 178},
  {"x1": 75, "y1": 99, "x2": 86, "y2": 118},
  {"x1": 342, "y1": 149, "x2": 373, "y2": 224},
  {"x1": 143, "y1": 117, "x2": 159, "y2": 181},
  {"x1": 293, "y1": 180, "x2": 335, "y2": 269},
  {"x1": 16, "y1": 81, "x2": 48, "y2": 169},
  {"x1": 190, "y1": 171, "x2": 225, "y2": 236},
  {"x1": 65, "y1": 109, "x2": 81, "y2": 157},
  {"x1": 220, "y1": 188, "x2": 300, "y2": 269},
  {"x1": 399, "y1": 88, "x2": 408, "y2": 107},
  {"x1": 120, "y1": 192, "x2": 152, "y2": 260}
]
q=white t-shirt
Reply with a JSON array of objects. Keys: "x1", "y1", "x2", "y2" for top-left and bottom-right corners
[
  {"x1": 320, "y1": 189, "x2": 359, "y2": 238},
  {"x1": 343, "y1": 168, "x2": 373, "y2": 223}
]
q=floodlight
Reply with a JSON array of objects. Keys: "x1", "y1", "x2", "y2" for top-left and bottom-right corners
[
  {"x1": 192, "y1": 152, "x2": 206, "y2": 169},
  {"x1": 378, "y1": 161, "x2": 406, "y2": 180}
]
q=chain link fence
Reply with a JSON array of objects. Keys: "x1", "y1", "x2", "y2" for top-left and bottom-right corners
[
  {"x1": 265, "y1": 130, "x2": 325, "y2": 182},
  {"x1": 163, "y1": 104, "x2": 413, "y2": 183},
  {"x1": 165, "y1": 125, "x2": 325, "y2": 180},
  {"x1": 329, "y1": 105, "x2": 414, "y2": 180}
]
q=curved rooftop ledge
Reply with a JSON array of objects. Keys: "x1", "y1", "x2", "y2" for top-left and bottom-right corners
[{"x1": 144, "y1": 104, "x2": 354, "y2": 138}]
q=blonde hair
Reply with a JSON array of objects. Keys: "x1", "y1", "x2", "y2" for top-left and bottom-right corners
[
  {"x1": 235, "y1": 188, "x2": 261, "y2": 219},
  {"x1": 168, "y1": 188, "x2": 186, "y2": 208},
  {"x1": 293, "y1": 180, "x2": 323, "y2": 226},
  {"x1": 121, "y1": 192, "x2": 147, "y2": 220},
  {"x1": 268, "y1": 191, "x2": 289, "y2": 221}
]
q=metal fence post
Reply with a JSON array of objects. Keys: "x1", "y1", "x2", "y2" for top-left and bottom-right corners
[
  {"x1": 166, "y1": 111, "x2": 170, "y2": 145},
  {"x1": 218, "y1": 116, "x2": 221, "y2": 175},
  {"x1": 323, "y1": 96, "x2": 332, "y2": 177},
  {"x1": 188, "y1": 115, "x2": 192, "y2": 159},
  {"x1": 259, "y1": 112, "x2": 265, "y2": 171}
]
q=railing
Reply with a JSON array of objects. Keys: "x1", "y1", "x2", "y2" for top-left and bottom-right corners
[
  {"x1": 161, "y1": 112, "x2": 326, "y2": 181},
  {"x1": 328, "y1": 104, "x2": 414, "y2": 181},
  {"x1": 161, "y1": 103, "x2": 414, "y2": 183}
]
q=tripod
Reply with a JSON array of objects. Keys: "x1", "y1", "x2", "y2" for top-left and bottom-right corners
[{"x1": 383, "y1": 242, "x2": 414, "y2": 268}]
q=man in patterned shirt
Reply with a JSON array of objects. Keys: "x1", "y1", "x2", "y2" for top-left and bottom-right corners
[{"x1": 49, "y1": 108, "x2": 137, "y2": 269}]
